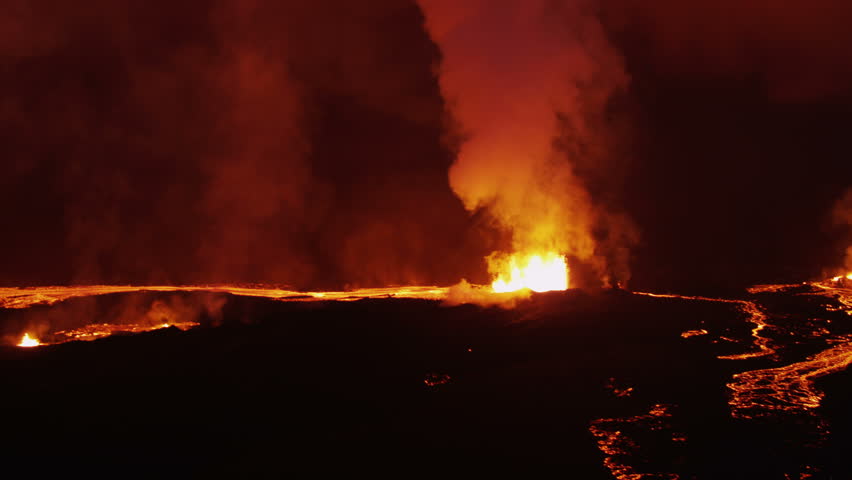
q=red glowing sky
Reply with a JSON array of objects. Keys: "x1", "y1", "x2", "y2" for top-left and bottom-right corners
[{"x1": 0, "y1": 0, "x2": 850, "y2": 291}]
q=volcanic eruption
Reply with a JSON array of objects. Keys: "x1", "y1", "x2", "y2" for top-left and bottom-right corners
[
  {"x1": 416, "y1": 0, "x2": 632, "y2": 293},
  {"x1": 2, "y1": 1, "x2": 852, "y2": 479},
  {"x1": 17, "y1": 332, "x2": 40, "y2": 347}
]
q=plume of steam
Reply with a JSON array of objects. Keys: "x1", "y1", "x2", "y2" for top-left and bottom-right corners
[
  {"x1": 198, "y1": 0, "x2": 315, "y2": 283},
  {"x1": 834, "y1": 189, "x2": 852, "y2": 271},
  {"x1": 416, "y1": 0, "x2": 631, "y2": 286},
  {"x1": 0, "y1": 0, "x2": 490, "y2": 288},
  {"x1": 2, "y1": 292, "x2": 227, "y2": 345},
  {"x1": 444, "y1": 279, "x2": 530, "y2": 308}
]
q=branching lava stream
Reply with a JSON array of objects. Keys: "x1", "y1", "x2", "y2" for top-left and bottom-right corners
[{"x1": 592, "y1": 275, "x2": 852, "y2": 479}]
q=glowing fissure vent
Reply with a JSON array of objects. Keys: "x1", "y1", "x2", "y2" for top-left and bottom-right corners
[
  {"x1": 18, "y1": 333, "x2": 40, "y2": 347},
  {"x1": 491, "y1": 252, "x2": 568, "y2": 293}
]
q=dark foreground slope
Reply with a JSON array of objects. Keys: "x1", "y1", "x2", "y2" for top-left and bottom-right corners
[{"x1": 0, "y1": 289, "x2": 848, "y2": 478}]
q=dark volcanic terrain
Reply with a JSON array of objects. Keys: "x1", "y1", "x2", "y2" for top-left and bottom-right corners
[{"x1": 2, "y1": 287, "x2": 851, "y2": 478}]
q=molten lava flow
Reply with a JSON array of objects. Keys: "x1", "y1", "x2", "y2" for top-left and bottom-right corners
[
  {"x1": 0, "y1": 285, "x2": 450, "y2": 310},
  {"x1": 490, "y1": 252, "x2": 568, "y2": 293},
  {"x1": 680, "y1": 329, "x2": 709, "y2": 338},
  {"x1": 423, "y1": 373, "x2": 451, "y2": 387},
  {"x1": 728, "y1": 341, "x2": 852, "y2": 419},
  {"x1": 17, "y1": 333, "x2": 40, "y2": 347},
  {"x1": 815, "y1": 276, "x2": 852, "y2": 314},
  {"x1": 53, "y1": 321, "x2": 199, "y2": 343},
  {"x1": 725, "y1": 277, "x2": 852, "y2": 420},
  {"x1": 635, "y1": 292, "x2": 774, "y2": 360},
  {"x1": 590, "y1": 404, "x2": 682, "y2": 480},
  {"x1": 0, "y1": 285, "x2": 452, "y2": 346}
]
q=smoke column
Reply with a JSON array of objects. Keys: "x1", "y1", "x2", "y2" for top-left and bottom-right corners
[
  {"x1": 416, "y1": 0, "x2": 630, "y2": 286},
  {"x1": 834, "y1": 189, "x2": 852, "y2": 272}
]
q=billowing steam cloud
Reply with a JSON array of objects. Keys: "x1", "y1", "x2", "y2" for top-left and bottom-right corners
[
  {"x1": 416, "y1": 0, "x2": 632, "y2": 286},
  {"x1": 0, "y1": 0, "x2": 487, "y2": 289},
  {"x1": 3, "y1": 0, "x2": 849, "y2": 293},
  {"x1": 834, "y1": 189, "x2": 852, "y2": 272}
]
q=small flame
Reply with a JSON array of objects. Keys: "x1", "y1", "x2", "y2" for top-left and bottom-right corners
[
  {"x1": 18, "y1": 332, "x2": 41, "y2": 347},
  {"x1": 490, "y1": 252, "x2": 568, "y2": 293}
]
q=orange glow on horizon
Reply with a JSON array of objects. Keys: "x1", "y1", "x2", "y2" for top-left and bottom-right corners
[{"x1": 0, "y1": 284, "x2": 450, "y2": 310}]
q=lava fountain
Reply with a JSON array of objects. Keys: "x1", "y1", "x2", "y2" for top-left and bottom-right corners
[
  {"x1": 416, "y1": 0, "x2": 630, "y2": 295},
  {"x1": 18, "y1": 332, "x2": 40, "y2": 347},
  {"x1": 490, "y1": 252, "x2": 568, "y2": 293},
  {"x1": 831, "y1": 272, "x2": 852, "y2": 282}
]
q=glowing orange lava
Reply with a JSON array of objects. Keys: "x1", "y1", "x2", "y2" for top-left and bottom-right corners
[
  {"x1": 0, "y1": 285, "x2": 451, "y2": 347},
  {"x1": 724, "y1": 276, "x2": 852, "y2": 420},
  {"x1": 17, "y1": 332, "x2": 40, "y2": 347},
  {"x1": 53, "y1": 321, "x2": 199, "y2": 343},
  {"x1": 0, "y1": 284, "x2": 449, "y2": 310},
  {"x1": 490, "y1": 252, "x2": 568, "y2": 293},
  {"x1": 680, "y1": 329, "x2": 708, "y2": 338},
  {"x1": 4, "y1": 272, "x2": 852, "y2": 478},
  {"x1": 831, "y1": 272, "x2": 852, "y2": 282},
  {"x1": 728, "y1": 341, "x2": 852, "y2": 419},
  {"x1": 590, "y1": 404, "x2": 682, "y2": 480},
  {"x1": 635, "y1": 292, "x2": 773, "y2": 360}
]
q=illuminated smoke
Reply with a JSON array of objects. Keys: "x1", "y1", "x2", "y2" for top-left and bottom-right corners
[
  {"x1": 416, "y1": 0, "x2": 632, "y2": 286},
  {"x1": 833, "y1": 189, "x2": 852, "y2": 272},
  {"x1": 0, "y1": 1, "x2": 477, "y2": 288},
  {"x1": 197, "y1": 0, "x2": 314, "y2": 283}
]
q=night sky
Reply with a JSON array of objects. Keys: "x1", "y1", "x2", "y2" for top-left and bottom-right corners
[{"x1": 1, "y1": 0, "x2": 850, "y2": 292}]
